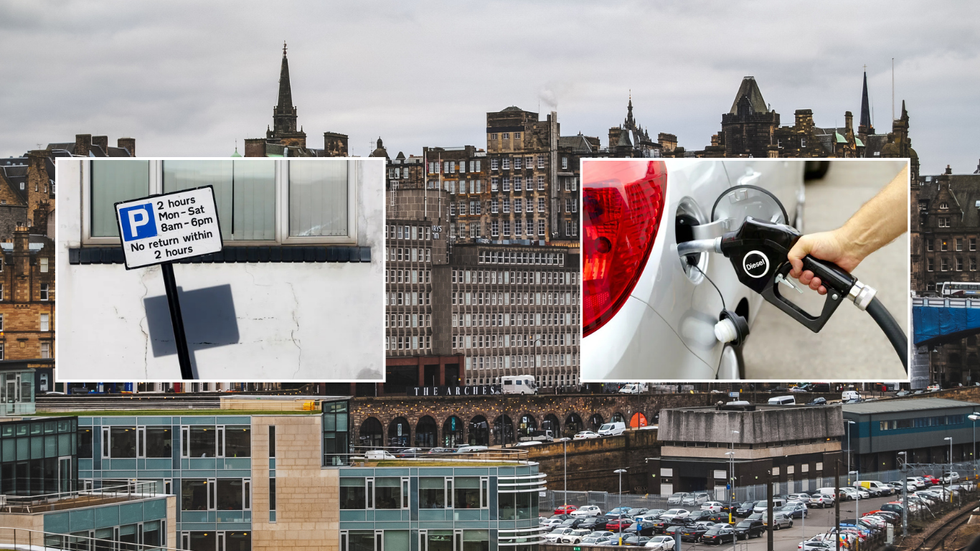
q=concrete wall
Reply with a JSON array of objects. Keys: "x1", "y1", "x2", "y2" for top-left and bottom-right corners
[
  {"x1": 251, "y1": 415, "x2": 340, "y2": 551},
  {"x1": 55, "y1": 158, "x2": 385, "y2": 381},
  {"x1": 659, "y1": 405, "x2": 845, "y2": 445}
]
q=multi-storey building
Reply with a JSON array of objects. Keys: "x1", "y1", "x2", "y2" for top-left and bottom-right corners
[{"x1": 63, "y1": 396, "x2": 544, "y2": 551}]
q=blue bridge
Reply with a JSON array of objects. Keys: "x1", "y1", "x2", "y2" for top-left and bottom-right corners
[{"x1": 911, "y1": 297, "x2": 980, "y2": 388}]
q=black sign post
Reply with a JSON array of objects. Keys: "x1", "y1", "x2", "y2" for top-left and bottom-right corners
[
  {"x1": 115, "y1": 186, "x2": 223, "y2": 380},
  {"x1": 161, "y1": 263, "x2": 194, "y2": 379}
]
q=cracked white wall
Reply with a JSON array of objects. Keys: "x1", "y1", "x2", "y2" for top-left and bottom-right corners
[{"x1": 55, "y1": 159, "x2": 385, "y2": 381}]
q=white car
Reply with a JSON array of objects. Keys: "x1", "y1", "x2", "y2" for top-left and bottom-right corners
[
  {"x1": 582, "y1": 158, "x2": 804, "y2": 380},
  {"x1": 574, "y1": 430, "x2": 600, "y2": 440},
  {"x1": 660, "y1": 508, "x2": 690, "y2": 523},
  {"x1": 570, "y1": 505, "x2": 603, "y2": 517},
  {"x1": 646, "y1": 535, "x2": 677, "y2": 550},
  {"x1": 544, "y1": 528, "x2": 576, "y2": 543},
  {"x1": 701, "y1": 501, "x2": 725, "y2": 513}
]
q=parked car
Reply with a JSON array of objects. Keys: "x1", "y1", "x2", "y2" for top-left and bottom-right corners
[
  {"x1": 683, "y1": 492, "x2": 710, "y2": 507},
  {"x1": 701, "y1": 501, "x2": 726, "y2": 513},
  {"x1": 554, "y1": 504, "x2": 578, "y2": 515},
  {"x1": 734, "y1": 519, "x2": 765, "y2": 539},
  {"x1": 645, "y1": 535, "x2": 677, "y2": 550},
  {"x1": 660, "y1": 509, "x2": 690, "y2": 523},
  {"x1": 763, "y1": 512, "x2": 794, "y2": 529},
  {"x1": 571, "y1": 505, "x2": 603, "y2": 517},
  {"x1": 597, "y1": 422, "x2": 627, "y2": 436},
  {"x1": 574, "y1": 430, "x2": 600, "y2": 440},
  {"x1": 779, "y1": 502, "x2": 808, "y2": 519},
  {"x1": 559, "y1": 529, "x2": 594, "y2": 544},
  {"x1": 735, "y1": 501, "x2": 758, "y2": 517},
  {"x1": 581, "y1": 158, "x2": 805, "y2": 380},
  {"x1": 582, "y1": 531, "x2": 616, "y2": 545},
  {"x1": 702, "y1": 524, "x2": 737, "y2": 545},
  {"x1": 455, "y1": 445, "x2": 488, "y2": 453}
]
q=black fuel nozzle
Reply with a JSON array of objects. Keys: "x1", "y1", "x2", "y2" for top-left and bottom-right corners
[{"x1": 719, "y1": 218, "x2": 858, "y2": 333}]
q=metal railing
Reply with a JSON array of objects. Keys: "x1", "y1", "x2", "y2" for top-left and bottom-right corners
[
  {"x1": 0, "y1": 526, "x2": 178, "y2": 551},
  {"x1": 2, "y1": 481, "x2": 162, "y2": 514}
]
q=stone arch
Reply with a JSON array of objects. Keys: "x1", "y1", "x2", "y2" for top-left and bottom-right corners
[
  {"x1": 359, "y1": 417, "x2": 384, "y2": 448},
  {"x1": 493, "y1": 415, "x2": 515, "y2": 446},
  {"x1": 629, "y1": 412, "x2": 648, "y2": 428},
  {"x1": 415, "y1": 416, "x2": 438, "y2": 448},
  {"x1": 541, "y1": 414, "x2": 561, "y2": 435},
  {"x1": 518, "y1": 413, "x2": 537, "y2": 437},
  {"x1": 443, "y1": 415, "x2": 464, "y2": 448},
  {"x1": 588, "y1": 413, "x2": 604, "y2": 432},
  {"x1": 388, "y1": 417, "x2": 411, "y2": 448},
  {"x1": 468, "y1": 415, "x2": 489, "y2": 446},
  {"x1": 611, "y1": 412, "x2": 626, "y2": 423}
]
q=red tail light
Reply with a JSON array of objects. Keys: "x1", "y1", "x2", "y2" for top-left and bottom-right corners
[{"x1": 583, "y1": 160, "x2": 667, "y2": 336}]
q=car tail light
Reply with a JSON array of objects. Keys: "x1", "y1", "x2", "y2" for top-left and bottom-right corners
[{"x1": 583, "y1": 160, "x2": 667, "y2": 336}]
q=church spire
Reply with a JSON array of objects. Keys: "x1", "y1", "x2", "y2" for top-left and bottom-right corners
[
  {"x1": 859, "y1": 68, "x2": 873, "y2": 134},
  {"x1": 624, "y1": 90, "x2": 636, "y2": 130},
  {"x1": 271, "y1": 41, "x2": 298, "y2": 137}
]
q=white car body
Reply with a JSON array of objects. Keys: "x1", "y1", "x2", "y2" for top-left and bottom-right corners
[
  {"x1": 646, "y1": 535, "x2": 677, "y2": 550},
  {"x1": 660, "y1": 508, "x2": 690, "y2": 522},
  {"x1": 570, "y1": 505, "x2": 602, "y2": 517},
  {"x1": 582, "y1": 159, "x2": 804, "y2": 380},
  {"x1": 701, "y1": 501, "x2": 725, "y2": 512},
  {"x1": 573, "y1": 431, "x2": 599, "y2": 440}
]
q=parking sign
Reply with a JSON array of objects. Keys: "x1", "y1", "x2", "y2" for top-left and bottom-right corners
[{"x1": 115, "y1": 186, "x2": 223, "y2": 269}]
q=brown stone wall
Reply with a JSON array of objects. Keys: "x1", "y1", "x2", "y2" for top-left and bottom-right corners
[
  {"x1": 250, "y1": 415, "x2": 340, "y2": 551},
  {"x1": 0, "y1": 229, "x2": 55, "y2": 360}
]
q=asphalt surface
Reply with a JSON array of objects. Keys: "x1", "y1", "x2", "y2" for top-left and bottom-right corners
[{"x1": 742, "y1": 160, "x2": 909, "y2": 381}]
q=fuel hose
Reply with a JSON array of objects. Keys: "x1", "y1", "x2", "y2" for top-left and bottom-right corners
[{"x1": 865, "y1": 296, "x2": 908, "y2": 372}]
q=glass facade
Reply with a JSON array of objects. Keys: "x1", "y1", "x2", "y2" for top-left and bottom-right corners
[
  {"x1": 338, "y1": 464, "x2": 544, "y2": 550},
  {"x1": 0, "y1": 416, "x2": 76, "y2": 496}
]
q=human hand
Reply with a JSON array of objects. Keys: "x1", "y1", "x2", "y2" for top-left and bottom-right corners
[{"x1": 786, "y1": 230, "x2": 864, "y2": 295}]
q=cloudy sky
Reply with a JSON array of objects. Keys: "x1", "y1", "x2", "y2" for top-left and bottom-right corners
[{"x1": 2, "y1": 1, "x2": 977, "y2": 175}]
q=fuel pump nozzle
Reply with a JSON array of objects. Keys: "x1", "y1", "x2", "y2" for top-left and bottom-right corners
[{"x1": 678, "y1": 217, "x2": 908, "y2": 371}]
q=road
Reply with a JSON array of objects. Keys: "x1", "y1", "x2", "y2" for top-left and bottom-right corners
[{"x1": 742, "y1": 161, "x2": 909, "y2": 381}]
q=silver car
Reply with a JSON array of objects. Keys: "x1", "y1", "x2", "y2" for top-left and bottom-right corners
[{"x1": 582, "y1": 158, "x2": 804, "y2": 380}]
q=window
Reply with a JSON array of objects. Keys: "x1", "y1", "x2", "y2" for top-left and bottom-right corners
[
  {"x1": 957, "y1": 257, "x2": 964, "y2": 271},
  {"x1": 973, "y1": 258, "x2": 978, "y2": 272},
  {"x1": 538, "y1": 175, "x2": 545, "y2": 190},
  {"x1": 502, "y1": 158, "x2": 510, "y2": 170},
  {"x1": 927, "y1": 257, "x2": 934, "y2": 272},
  {"x1": 561, "y1": 157, "x2": 568, "y2": 170},
  {"x1": 0, "y1": 313, "x2": 3, "y2": 331},
  {"x1": 972, "y1": 238, "x2": 977, "y2": 251},
  {"x1": 939, "y1": 217, "x2": 950, "y2": 227},
  {"x1": 145, "y1": 427, "x2": 173, "y2": 458},
  {"x1": 537, "y1": 155, "x2": 545, "y2": 168},
  {"x1": 942, "y1": 240, "x2": 949, "y2": 251},
  {"x1": 420, "y1": 477, "x2": 449, "y2": 508},
  {"x1": 538, "y1": 220, "x2": 545, "y2": 235},
  {"x1": 927, "y1": 240, "x2": 935, "y2": 252},
  {"x1": 942, "y1": 258, "x2": 949, "y2": 271},
  {"x1": 958, "y1": 239, "x2": 964, "y2": 251},
  {"x1": 940, "y1": 202, "x2": 949, "y2": 209},
  {"x1": 225, "y1": 426, "x2": 251, "y2": 457},
  {"x1": 0, "y1": 283, "x2": 3, "y2": 301},
  {"x1": 41, "y1": 342, "x2": 50, "y2": 358},
  {"x1": 84, "y1": 159, "x2": 360, "y2": 244},
  {"x1": 187, "y1": 426, "x2": 216, "y2": 457},
  {"x1": 40, "y1": 313, "x2": 49, "y2": 332},
  {"x1": 181, "y1": 479, "x2": 215, "y2": 510},
  {"x1": 39, "y1": 257, "x2": 48, "y2": 272},
  {"x1": 40, "y1": 283, "x2": 49, "y2": 301}
]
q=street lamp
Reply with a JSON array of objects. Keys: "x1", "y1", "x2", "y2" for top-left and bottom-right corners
[
  {"x1": 559, "y1": 437, "x2": 570, "y2": 507},
  {"x1": 969, "y1": 413, "x2": 980, "y2": 482},
  {"x1": 614, "y1": 468, "x2": 628, "y2": 543},
  {"x1": 849, "y1": 470, "x2": 860, "y2": 523},
  {"x1": 897, "y1": 451, "x2": 908, "y2": 538},
  {"x1": 846, "y1": 420, "x2": 856, "y2": 484},
  {"x1": 944, "y1": 436, "x2": 953, "y2": 503},
  {"x1": 729, "y1": 429, "x2": 739, "y2": 524}
]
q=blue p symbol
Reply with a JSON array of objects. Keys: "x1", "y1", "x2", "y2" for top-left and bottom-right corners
[{"x1": 119, "y1": 203, "x2": 157, "y2": 241}]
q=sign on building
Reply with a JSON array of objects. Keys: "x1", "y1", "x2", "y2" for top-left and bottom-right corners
[{"x1": 115, "y1": 187, "x2": 223, "y2": 269}]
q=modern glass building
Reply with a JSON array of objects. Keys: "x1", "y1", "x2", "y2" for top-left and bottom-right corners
[{"x1": 70, "y1": 397, "x2": 545, "y2": 551}]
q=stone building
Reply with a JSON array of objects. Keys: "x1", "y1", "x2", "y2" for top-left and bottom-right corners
[
  {"x1": 0, "y1": 226, "x2": 55, "y2": 391},
  {"x1": 703, "y1": 73, "x2": 901, "y2": 160},
  {"x1": 244, "y1": 45, "x2": 349, "y2": 158}
]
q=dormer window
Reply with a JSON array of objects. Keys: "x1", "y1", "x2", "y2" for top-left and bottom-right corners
[{"x1": 940, "y1": 202, "x2": 949, "y2": 210}]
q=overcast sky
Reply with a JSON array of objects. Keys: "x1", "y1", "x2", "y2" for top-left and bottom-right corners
[{"x1": 2, "y1": 1, "x2": 977, "y2": 175}]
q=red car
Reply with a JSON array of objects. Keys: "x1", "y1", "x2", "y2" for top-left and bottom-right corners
[
  {"x1": 555, "y1": 504, "x2": 578, "y2": 515},
  {"x1": 923, "y1": 475, "x2": 940, "y2": 486},
  {"x1": 606, "y1": 518, "x2": 634, "y2": 531}
]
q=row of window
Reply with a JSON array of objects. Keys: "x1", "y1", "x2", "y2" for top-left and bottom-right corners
[
  {"x1": 45, "y1": 521, "x2": 166, "y2": 551},
  {"x1": 489, "y1": 175, "x2": 546, "y2": 193},
  {"x1": 341, "y1": 476, "x2": 489, "y2": 510},
  {"x1": 878, "y1": 414, "x2": 967, "y2": 431},
  {"x1": 452, "y1": 291, "x2": 576, "y2": 307},
  {"x1": 385, "y1": 248, "x2": 432, "y2": 264},
  {"x1": 925, "y1": 257, "x2": 978, "y2": 272},
  {"x1": 0, "y1": 257, "x2": 50, "y2": 273},
  {"x1": 386, "y1": 335, "x2": 431, "y2": 351},
  {"x1": 385, "y1": 292, "x2": 431, "y2": 307},
  {"x1": 181, "y1": 478, "x2": 251, "y2": 511},
  {"x1": 926, "y1": 237, "x2": 976, "y2": 252},
  {"x1": 385, "y1": 314, "x2": 431, "y2": 328},
  {"x1": 449, "y1": 310, "x2": 576, "y2": 328},
  {"x1": 487, "y1": 154, "x2": 547, "y2": 171},
  {"x1": 468, "y1": 373, "x2": 579, "y2": 387},
  {"x1": 479, "y1": 197, "x2": 549, "y2": 214},
  {"x1": 490, "y1": 219, "x2": 545, "y2": 237},
  {"x1": 0, "y1": 282, "x2": 52, "y2": 301},
  {"x1": 385, "y1": 269, "x2": 432, "y2": 285},
  {"x1": 450, "y1": 332, "x2": 578, "y2": 348},
  {"x1": 427, "y1": 160, "x2": 484, "y2": 175},
  {"x1": 564, "y1": 221, "x2": 579, "y2": 237},
  {"x1": 81, "y1": 425, "x2": 250, "y2": 459},
  {"x1": 340, "y1": 529, "x2": 491, "y2": 551},
  {"x1": 453, "y1": 331, "x2": 579, "y2": 352},
  {"x1": 385, "y1": 225, "x2": 432, "y2": 242},
  {"x1": 85, "y1": 159, "x2": 359, "y2": 245},
  {"x1": 388, "y1": 166, "x2": 416, "y2": 179},
  {"x1": 475, "y1": 251, "x2": 569, "y2": 268}
]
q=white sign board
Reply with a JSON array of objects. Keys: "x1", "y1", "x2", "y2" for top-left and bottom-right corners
[{"x1": 115, "y1": 186, "x2": 223, "y2": 269}]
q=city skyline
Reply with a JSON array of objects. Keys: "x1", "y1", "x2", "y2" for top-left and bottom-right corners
[{"x1": 1, "y1": 1, "x2": 978, "y2": 174}]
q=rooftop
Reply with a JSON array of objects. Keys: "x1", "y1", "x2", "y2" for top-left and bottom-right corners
[{"x1": 843, "y1": 397, "x2": 980, "y2": 415}]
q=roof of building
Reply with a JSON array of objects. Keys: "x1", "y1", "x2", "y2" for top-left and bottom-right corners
[
  {"x1": 918, "y1": 173, "x2": 980, "y2": 226},
  {"x1": 729, "y1": 76, "x2": 768, "y2": 114},
  {"x1": 843, "y1": 397, "x2": 980, "y2": 415}
]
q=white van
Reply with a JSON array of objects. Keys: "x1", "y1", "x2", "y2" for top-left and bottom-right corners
[
  {"x1": 619, "y1": 383, "x2": 648, "y2": 394},
  {"x1": 597, "y1": 422, "x2": 626, "y2": 436},
  {"x1": 501, "y1": 376, "x2": 537, "y2": 395},
  {"x1": 768, "y1": 395, "x2": 796, "y2": 406},
  {"x1": 842, "y1": 390, "x2": 861, "y2": 401}
]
